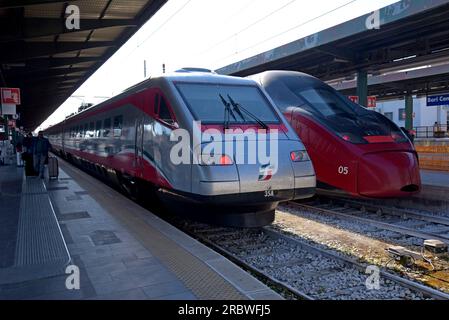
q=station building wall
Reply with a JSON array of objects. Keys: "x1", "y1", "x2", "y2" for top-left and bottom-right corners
[{"x1": 374, "y1": 97, "x2": 449, "y2": 128}]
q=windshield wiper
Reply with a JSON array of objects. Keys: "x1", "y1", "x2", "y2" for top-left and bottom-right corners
[
  {"x1": 227, "y1": 94, "x2": 269, "y2": 130},
  {"x1": 219, "y1": 94, "x2": 237, "y2": 129}
]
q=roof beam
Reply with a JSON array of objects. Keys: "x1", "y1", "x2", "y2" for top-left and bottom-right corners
[
  {"x1": 314, "y1": 45, "x2": 357, "y2": 63},
  {"x1": 0, "y1": 0, "x2": 73, "y2": 9},
  {"x1": 0, "y1": 41, "x2": 115, "y2": 62},
  {"x1": 22, "y1": 75, "x2": 83, "y2": 83},
  {"x1": 0, "y1": 18, "x2": 137, "y2": 42},
  {"x1": 24, "y1": 56, "x2": 102, "y2": 69},
  {"x1": 8, "y1": 67, "x2": 90, "y2": 78}
]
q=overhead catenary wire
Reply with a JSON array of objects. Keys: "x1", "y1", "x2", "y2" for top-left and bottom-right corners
[
  {"x1": 121, "y1": 0, "x2": 193, "y2": 63},
  {"x1": 212, "y1": 0, "x2": 358, "y2": 65},
  {"x1": 197, "y1": 0, "x2": 299, "y2": 57}
]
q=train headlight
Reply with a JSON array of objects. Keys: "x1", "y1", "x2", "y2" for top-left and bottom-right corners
[
  {"x1": 199, "y1": 154, "x2": 234, "y2": 166},
  {"x1": 290, "y1": 150, "x2": 310, "y2": 162},
  {"x1": 338, "y1": 133, "x2": 368, "y2": 144}
]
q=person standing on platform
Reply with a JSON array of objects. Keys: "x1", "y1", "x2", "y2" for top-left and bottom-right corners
[
  {"x1": 15, "y1": 133, "x2": 24, "y2": 167},
  {"x1": 23, "y1": 132, "x2": 35, "y2": 176},
  {"x1": 33, "y1": 131, "x2": 51, "y2": 179}
]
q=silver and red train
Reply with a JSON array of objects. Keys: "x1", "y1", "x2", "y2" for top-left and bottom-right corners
[
  {"x1": 44, "y1": 70, "x2": 316, "y2": 227},
  {"x1": 251, "y1": 71, "x2": 421, "y2": 198}
]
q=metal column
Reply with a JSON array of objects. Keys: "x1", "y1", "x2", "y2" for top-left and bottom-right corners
[
  {"x1": 405, "y1": 93, "x2": 414, "y2": 130},
  {"x1": 356, "y1": 70, "x2": 368, "y2": 107}
]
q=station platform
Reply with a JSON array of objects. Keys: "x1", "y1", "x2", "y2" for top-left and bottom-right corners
[
  {"x1": 0, "y1": 159, "x2": 282, "y2": 300},
  {"x1": 421, "y1": 169, "x2": 449, "y2": 188}
]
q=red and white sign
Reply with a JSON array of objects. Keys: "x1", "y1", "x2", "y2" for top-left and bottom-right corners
[
  {"x1": 348, "y1": 96, "x2": 359, "y2": 103},
  {"x1": 1, "y1": 88, "x2": 21, "y2": 105},
  {"x1": 367, "y1": 96, "x2": 377, "y2": 108},
  {"x1": 348, "y1": 95, "x2": 377, "y2": 108}
]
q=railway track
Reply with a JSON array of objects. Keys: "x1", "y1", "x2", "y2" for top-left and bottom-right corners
[
  {"x1": 177, "y1": 221, "x2": 449, "y2": 300},
  {"x1": 288, "y1": 197, "x2": 449, "y2": 246}
]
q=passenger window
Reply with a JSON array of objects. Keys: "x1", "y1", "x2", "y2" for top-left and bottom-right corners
[
  {"x1": 89, "y1": 122, "x2": 95, "y2": 137},
  {"x1": 113, "y1": 115, "x2": 123, "y2": 137},
  {"x1": 84, "y1": 124, "x2": 88, "y2": 137},
  {"x1": 103, "y1": 118, "x2": 111, "y2": 137},
  {"x1": 96, "y1": 120, "x2": 102, "y2": 137}
]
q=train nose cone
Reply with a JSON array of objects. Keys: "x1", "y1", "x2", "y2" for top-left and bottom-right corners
[{"x1": 358, "y1": 151, "x2": 421, "y2": 198}]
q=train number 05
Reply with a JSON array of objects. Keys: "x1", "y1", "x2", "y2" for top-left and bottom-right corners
[{"x1": 338, "y1": 166, "x2": 349, "y2": 175}]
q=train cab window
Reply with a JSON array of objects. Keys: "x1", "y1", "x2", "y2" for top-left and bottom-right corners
[
  {"x1": 264, "y1": 79, "x2": 308, "y2": 113},
  {"x1": 113, "y1": 115, "x2": 123, "y2": 137},
  {"x1": 103, "y1": 118, "x2": 111, "y2": 137},
  {"x1": 298, "y1": 88, "x2": 356, "y2": 118},
  {"x1": 78, "y1": 126, "x2": 82, "y2": 138},
  {"x1": 176, "y1": 83, "x2": 279, "y2": 124},
  {"x1": 158, "y1": 96, "x2": 174, "y2": 124},
  {"x1": 154, "y1": 94, "x2": 175, "y2": 126},
  {"x1": 96, "y1": 120, "x2": 102, "y2": 137},
  {"x1": 384, "y1": 112, "x2": 393, "y2": 121}
]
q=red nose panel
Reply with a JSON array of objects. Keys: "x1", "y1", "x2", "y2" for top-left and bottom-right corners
[{"x1": 358, "y1": 152, "x2": 421, "y2": 198}]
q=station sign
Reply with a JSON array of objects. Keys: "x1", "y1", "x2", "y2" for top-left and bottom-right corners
[
  {"x1": 427, "y1": 94, "x2": 449, "y2": 107},
  {"x1": 1, "y1": 88, "x2": 21, "y2": 105},
  {"x1": 0, "y1": 104, "x2": 16, "y2": 116},
  {"x1": 348, "y1": 95, "x2": 377, "y2": 108},
  {"x1": 0, "y1": 125, "x2": 5, "y2": 133},
  {"x1": 367, "y1": 96, "x2": 377, "y2": 108}
]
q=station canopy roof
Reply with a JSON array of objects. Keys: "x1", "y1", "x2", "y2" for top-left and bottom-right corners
[
  {"x1": 0, "y1": 0, "x2": 166, "y2": 131},
  {"x1": 217, "y1": 0, "x2": 449, "y2": 100}
]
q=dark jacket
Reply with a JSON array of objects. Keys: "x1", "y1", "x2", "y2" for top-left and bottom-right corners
[
  {"x1": 32, "y1": 137, "x2": 51, "y2": 156},
  {"x1": 23, "y1": 136, "x2": 34, "y2": 154}
]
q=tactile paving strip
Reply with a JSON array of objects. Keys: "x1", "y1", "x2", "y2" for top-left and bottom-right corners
[
  {"x1": 15, "y1": 193, "x2": 70, "y2": 266},
  {"x1": 21, "y1": 178, "x2": 46, "y2": 195},
  {"x1": 13, "y1": 178, "x2": 70, "y2": 277},
  {"x1": 120, "y1": 217, "x2": 248, "y2": 300}
]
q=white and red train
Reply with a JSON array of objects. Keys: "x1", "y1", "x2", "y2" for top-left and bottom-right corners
[{"x1": 45, "y1": 70, "x2": 316, "y2": 227}]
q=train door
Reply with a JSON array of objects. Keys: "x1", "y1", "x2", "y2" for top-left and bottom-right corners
[{"x1": 135, "y1": 116, "x2": 144, "y2": 178}]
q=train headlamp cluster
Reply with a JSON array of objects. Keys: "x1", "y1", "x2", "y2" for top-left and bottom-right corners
[
  {"x1": 290, "y1": 150, "x2": 310, "y2": 162},
  {"x1": 199, "y1": 154, "x2": 234, "y2": 166}
]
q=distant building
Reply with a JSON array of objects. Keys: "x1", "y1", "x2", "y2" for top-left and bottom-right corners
[{"x1": 373, "y1": 97, "x2": 449, "y2": 129}]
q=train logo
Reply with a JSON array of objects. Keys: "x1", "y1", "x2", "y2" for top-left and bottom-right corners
[{"x1": 258, "y1": 164, "x2": 275, "y2": 181}]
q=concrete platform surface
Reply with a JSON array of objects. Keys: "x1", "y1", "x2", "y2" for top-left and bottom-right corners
[
  {"x1": 0, "y1": 159, "x2": 282, "y2": 300},
  {"x1": 421, "y1": 169, "x2": 449, "y2": 188}
]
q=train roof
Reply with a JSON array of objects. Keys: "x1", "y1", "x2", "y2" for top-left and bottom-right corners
[
  {"x1": 47, "y1": 70, "x2": 261, "y2": 130},
  {"x1": 161, "y1": 70, "x2": 257, "y2": 86},
  {"x1": 249, "y1": 70, "x2": 325, "y2": 87}
]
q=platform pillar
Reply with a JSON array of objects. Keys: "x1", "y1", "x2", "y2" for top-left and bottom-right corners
[
  {"x1": 356, "y1": 70, "x2": 368, "y2": 107},
  {"x1": 405, "y1": 93, "x2": 414, "y2": 130}
]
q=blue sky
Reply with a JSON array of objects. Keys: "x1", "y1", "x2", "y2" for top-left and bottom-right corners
[{"x1": 37, "y1": 0, "x2": 398, "y2": 131}]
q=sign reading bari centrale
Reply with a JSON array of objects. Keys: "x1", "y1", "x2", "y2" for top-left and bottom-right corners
[
  {"x1": 427, "y1": 93, "x2": 449, "y2": 107},
  {"x1": 1, "y1": 88, "x2": 21, "y2": 105}
]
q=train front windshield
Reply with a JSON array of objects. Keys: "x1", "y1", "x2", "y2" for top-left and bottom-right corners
[
  {"x1": 175, "y1": 83, "x2": 280, "y2": 124},
  {"x1": 265, "y1": 77, "x2": 408, "y2": 144}
]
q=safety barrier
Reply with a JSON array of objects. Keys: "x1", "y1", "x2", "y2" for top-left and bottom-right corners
[{"x1": 414, "y1": 125, "x2": 448, "y2": 139}]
